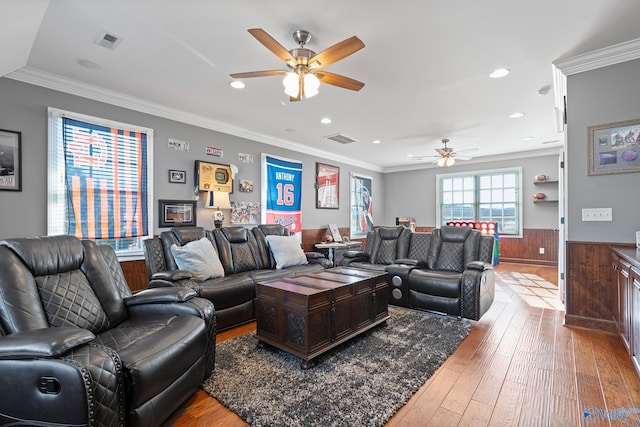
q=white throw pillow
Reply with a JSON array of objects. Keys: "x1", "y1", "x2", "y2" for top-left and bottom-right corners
[
  {"x1": 170, "y1": 237, "x2": 225, "y2": 281},
  {"x1": 266, "y1": 235, "x2": 308, "y2": 269}
]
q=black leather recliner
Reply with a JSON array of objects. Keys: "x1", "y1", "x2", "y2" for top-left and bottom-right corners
[
  {"x1": 387, "y1": 226, "x2": 495, "y2": 320},
  {"x1": 339, "y1": 225, "x2": 412, "y2": 272},
  {"x1": 0, "y1": 235, "x2": 216, "y2": 427}
]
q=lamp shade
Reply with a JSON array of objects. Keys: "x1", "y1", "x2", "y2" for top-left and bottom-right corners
[
  {"x1": 205, "y1": 191, "x2": 231, "y2": 209},
  {"x1": 303, "y1": 73, "x2": 320, "y2": 98},
  {"x1": 283, "y1": 72, "x2": 300, "y2": 98}
]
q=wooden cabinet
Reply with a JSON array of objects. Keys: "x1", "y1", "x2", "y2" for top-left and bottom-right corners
[
  {"x1": 610, "y1": 247, "x2": 640, "y2": 376},
  {"x1": 612, "y1": 252, "x2": 632, "y2": 352},
  {"x1": 631, "y1": 267, "x2": 640, "y2": 374}
]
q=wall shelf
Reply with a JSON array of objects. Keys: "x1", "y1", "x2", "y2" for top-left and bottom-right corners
[
  {"x1": 533, "y1": 199, "x2": 558, "y2": 204},
  {"x1": 533, "y1": 180, "x2": 558, "y2": 185}
]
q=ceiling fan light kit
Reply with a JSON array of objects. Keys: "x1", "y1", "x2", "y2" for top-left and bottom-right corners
[{"x1": 230, "y1": 28, "x2": 365, "y2": 101}]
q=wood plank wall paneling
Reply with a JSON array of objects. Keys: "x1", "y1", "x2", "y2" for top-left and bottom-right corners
[
  {"x1": 499, "y1": 228, "x2": 558, "y2": 265},
  {"x1": 120, "y1": 260, "x2": 148, "y2": 293},
  {"x1": 564, "y1": 241, "x2": 636, "y2": 333}
]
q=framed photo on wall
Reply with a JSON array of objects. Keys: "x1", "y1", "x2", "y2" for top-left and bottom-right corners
[
  {"x1": 168, "y1": 169, "x2": 186, "y2": 183},
  {"x1": 350, "y1": 173, "x2": 374, "y2": 239},
  {"x1": 588, "y1": 118, "x2": 640, "y2": 175},
  {"x1": 159, "y1": 199, "x2": 197, "y2": 227},
  {"x1": 0, "y1": 129, "x2": 22, "y2": 191},
  {"x1": 316, "y1": 162, "x2": 339, "y2": 209}
]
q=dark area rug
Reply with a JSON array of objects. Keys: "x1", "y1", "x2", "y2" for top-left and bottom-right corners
[{"x1": 202, "y1": 306, "x2": 471, "y2": 427}]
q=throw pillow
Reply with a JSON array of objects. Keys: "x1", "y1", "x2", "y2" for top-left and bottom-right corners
[
  {"x1": 170, "y1": 237, "x2": 225, "y2": 281},
  {"x1": 266, "y1": 235, "x2": 308, "y2": 270}
]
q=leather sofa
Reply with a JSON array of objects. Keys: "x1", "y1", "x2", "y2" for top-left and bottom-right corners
[
  {"x1": 144, "y1": 224, "x2": 331, "y2": 331},
  {"x1": 0, "y1": 235, "x2": 216, "y2": 427},
  {"x1": 342, "y1": 225, "x2": 495, "y2": 320}
]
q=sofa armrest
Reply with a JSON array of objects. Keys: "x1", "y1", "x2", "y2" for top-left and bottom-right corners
[
  {"x1": 394, "y1": 258, "x2": 427, "y2": 267},
  {"x1": 460, "y1": 267, "x2": 496, "y2": 320},
  {"x1": 151, "y1": 270, "x2": 192, "y2": 281},
  {"x1": 124, "y1": 287, "x2": 198, "y2": 306},
  {"x1": 0, "y1": 327, "x2": 95, "y2": 359},
  {"x1": 466, "y1": 260, "x2": 492, "y2": 272}
]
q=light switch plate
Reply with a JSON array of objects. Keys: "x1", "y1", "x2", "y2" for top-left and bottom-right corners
[{"x1": 581, "y1": 208, "x2": 613, "y2": 222}]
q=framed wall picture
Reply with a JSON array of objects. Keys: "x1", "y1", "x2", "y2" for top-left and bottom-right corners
[
  {"x1": 168, "y1": 169, "x2": 186, "y2": 184},
  {"x1": 195, "y1": 160, "x2": 233, "y2": 192},
  {"x1": 159, "y1": 199, "x2": 197, "y2": 227},
  {"x1": 0, "y1": 129, "x2": 22, "y2": 191},
  {"x1": 316, "y1": 162, "x2": 339, "y2": 209},
  {"x1": 350, "y1": 173, "x2": 374, "y2": 239},
  {"x1": 328, "y1": 223, "x2": 342, "y2": 242},
  {"x1": 588, "y1": 118, "x2": 640, "y2": 175}
]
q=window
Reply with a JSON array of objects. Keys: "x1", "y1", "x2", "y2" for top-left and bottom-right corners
[
  {"x1": 48, "y1": 108, "x2": 153, "y2": 258},
  {"x1": 437, "y1": 168, "x2": 522, "y2": 236}
]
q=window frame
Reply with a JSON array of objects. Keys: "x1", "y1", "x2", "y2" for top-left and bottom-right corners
[
  {"x1": 47, "y1": 107, "x2": 154, "y2": 260},
  {"x1": 436, "y1": 167, "x2": 523, "y2": 238}
]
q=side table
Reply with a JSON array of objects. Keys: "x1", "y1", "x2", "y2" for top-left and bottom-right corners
[{"x1": 314, "y1": 241, "x2": 362, "y2": 266}]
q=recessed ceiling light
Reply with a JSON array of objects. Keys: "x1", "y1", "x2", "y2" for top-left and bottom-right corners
[
  {"x1": 76, "y1": 59, "x2": 101, "y2": 70},
  {"x1": 372, "y1": 140, "x2": 381, "y2": 144},
  {"x1": 320, "y1": 117, "x2": 332, "y2": 124},
  {"x1": 489, "y1": 68, "x2": 510, "y2": 79},
  {"x1": 523, "y1": 136, "x2": 534, "y2": 141},
  {"x1": 509, "y1": 112, "x2": 525, "y2": 119},
  {"x1": 230, "y1": 80, "x2": 245, "y2": 89}
]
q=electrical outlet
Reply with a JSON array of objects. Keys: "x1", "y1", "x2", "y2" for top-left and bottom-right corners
[
  {"x1": 539, "y1": 248, "x2": 545, "y2": 254},
  {"x1": 581, "y1": 208, "x2": 613, "y2": 222}
]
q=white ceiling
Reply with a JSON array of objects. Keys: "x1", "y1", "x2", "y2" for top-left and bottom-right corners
[{"x1": 4, "y1": 0, "x2": 640, "y2": 172}]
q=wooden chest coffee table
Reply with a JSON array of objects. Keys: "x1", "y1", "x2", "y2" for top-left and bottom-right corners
[{"x1": 255, "y1": 267, "x2": 389, "y2": 369}]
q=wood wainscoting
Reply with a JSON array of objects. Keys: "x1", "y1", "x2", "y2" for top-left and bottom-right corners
[
  {"x1": 564, "y1": 240, "x2": 636, "y2": 333},
  {"x1": 499, "y1": 228, "x2": 558, "y2": 265}
]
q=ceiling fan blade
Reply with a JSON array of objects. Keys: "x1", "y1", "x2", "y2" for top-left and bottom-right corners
[
  {"x1": 230, "y1": 70, "x2": 287, "y2": 78},
  {"x1": 316, "y1": 71, "x2": 365, "y2": 91},
  {"x1": 247, "y1": 28, "x2": 296, "y2": 63},
  {"x1": 308, "y1": 36, "x2": 365, "y2": 69}
]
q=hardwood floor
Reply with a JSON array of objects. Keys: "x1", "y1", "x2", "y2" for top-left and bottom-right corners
[{"x1": 168, "y1": 263, "x2": 640, "y2": 426}]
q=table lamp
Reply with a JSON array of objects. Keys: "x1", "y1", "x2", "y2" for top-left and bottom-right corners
[{"x1": 205, "y1": 190, "x2": 231, "y2": 228}]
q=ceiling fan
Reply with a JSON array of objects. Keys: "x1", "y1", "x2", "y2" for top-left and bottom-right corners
[
  {"x1": 408, "y1": 139, "x2": 479, "y2": 166},
  {"x1": 230, "y1": 28, "x2": 365, "y2": 101}
]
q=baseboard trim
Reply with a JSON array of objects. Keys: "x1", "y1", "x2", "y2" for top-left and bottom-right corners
[
  {"x1": 500, "y1": 257, "x2": 558, "y2": 266},
  {"x1": 564, "y1": 314, "x2": 617, "y2": 334}
]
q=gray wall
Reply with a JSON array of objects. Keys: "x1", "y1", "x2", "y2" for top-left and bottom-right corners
[
  {"x1": 566, "y1": 58, "x2": 640, "y2": 243},
  {"x1": 0, "y1": 78, "x2": 383, "y2": 238},
  {"x1": 383, "y1": 154, "x2": 560, "y2": 230}
]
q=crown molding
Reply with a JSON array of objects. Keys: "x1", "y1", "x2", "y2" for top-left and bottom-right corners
[
  {"x1": 6, "y1": 66, "x2": 383, "y2": 172},
  {"x1": 553, "y1": 37, "x2": 640, "y2": 76}
]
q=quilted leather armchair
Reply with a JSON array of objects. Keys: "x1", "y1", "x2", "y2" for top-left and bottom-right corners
[
  {"x1": 0, "y1": 235, "x2": 215, "y2": 427},
  {"x1": 339, "y1": 225, "x2": 412, "y2": 272},
  {"x1": 387, "y1": 226, "x2": 495, "y2": 320}
]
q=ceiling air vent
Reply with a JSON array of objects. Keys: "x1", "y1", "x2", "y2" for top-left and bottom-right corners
[
  {"x1": 324, "y1": 133, "x2": 357, "y2": 144},
  {"x1": 95, "y1": 32, "x2": 124, "y2": 50}
]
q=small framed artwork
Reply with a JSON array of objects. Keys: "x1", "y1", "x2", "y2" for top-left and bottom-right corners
[
  {"x1": 588, "y1": 118, "x2": 640, "y2": 175},
  {"x1": 168, "y1": 169, "x2": 186, "y2": 184},
  {"x1": 316, "y1": 162, "x2": 339, "y2": 209},
  {"x1": 159, "y1": 199, "x2": 197, "y2": 227},
  {"x1": 195, "y1": 160, "x2": 233, "y2": 192},
  {"x1": 239, "y1": 179, "x2": 254, "y2": 192},
  {"x1": 328, "y1": 223, "x2": 342, "y2": 242},
  {"x1": 0, "y1": 129, "x2": 22, "y2": 191}
]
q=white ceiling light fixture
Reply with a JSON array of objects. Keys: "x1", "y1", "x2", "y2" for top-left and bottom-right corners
[
  {"x1": 489, "y1": 68, "x2": 510, "y2": 78},
  {"x1": 509, "y1": 112, "x2": 525, "y2": 119},
  {"x1": 320, "y1": 117, "x2": 332, "y2": 124},
  {"x1": 372, "y1": 140, "x2": 381, "y2": 144},
  {"x1": 230, "y1": 80, "x2": 245, "y2": 89}
]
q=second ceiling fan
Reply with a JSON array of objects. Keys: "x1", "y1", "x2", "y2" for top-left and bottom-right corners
[
  {"x1": 230, "y1": 28, "x2": 365, "y2": 101},
  {"x1": 408, "y1": 139, "x2": 479, "y2": 167}
]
